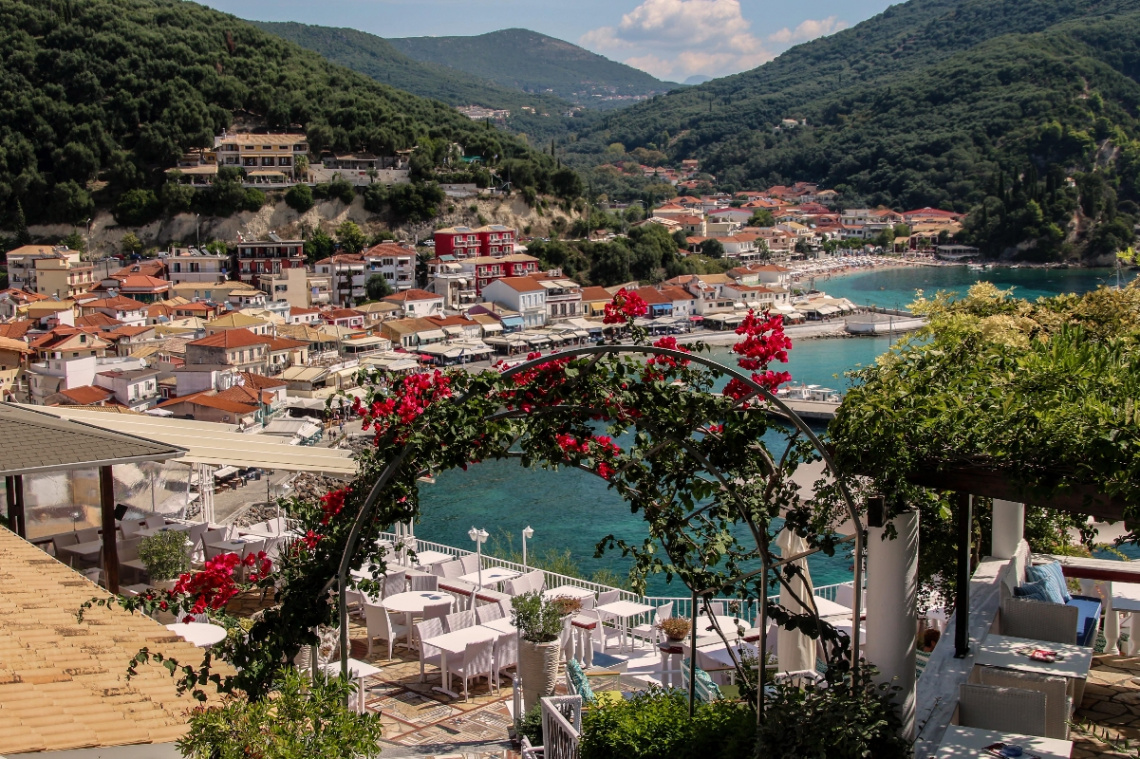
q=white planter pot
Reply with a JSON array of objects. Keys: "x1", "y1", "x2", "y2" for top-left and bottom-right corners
[{"x1": 518, "y1": 638, "x2": 561, "y2": 713}]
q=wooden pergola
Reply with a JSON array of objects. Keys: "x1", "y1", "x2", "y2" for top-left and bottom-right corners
[
  {"x1": 907, "y1": 466, "x2": 1134, "y2": 658},
  {"x1": 0, "y1": 404, "x2": 184, "y2": 593}
]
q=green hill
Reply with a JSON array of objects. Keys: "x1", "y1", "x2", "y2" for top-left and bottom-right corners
[
  {"x1": 570, "y1": 0, "x2": 1140, "y2": 260},
  {"x1": 251, "y1": 21, "x2": 573, "y2": 115},
  {"x1": 389, "y1": 28, "x2": 677, "y2": 108},
  {"x1": 0, "y1": 0, "x2": 560, "y2": 227}
]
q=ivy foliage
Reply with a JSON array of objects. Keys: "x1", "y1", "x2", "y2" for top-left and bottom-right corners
[{"x1": 830, "y1": 281, "x2": 1140, "y2": 603}]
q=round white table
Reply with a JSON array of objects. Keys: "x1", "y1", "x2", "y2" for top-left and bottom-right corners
[
  {"x1": 382, "y1": 591, "x2": 454, "y2": 642},
  {"x1": 166, "y1": 622, "x2": 227, "y2": 648},
  {"x1": 458, "y1": 566, "x2": 519, "y2": 588}
]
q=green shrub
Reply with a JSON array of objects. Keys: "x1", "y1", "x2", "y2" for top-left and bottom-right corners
[
  {"x1": 518, "y1": 703, "x2": 543, "y2": 745},
  {"x1": 178, "y1": 668, "x2": 383, "y2": 759},
  {"x1": 753, "y1": 667, "x2": 910, "y2": 759},
  {"x1": 285, "y1": 183, "x2": 314, "y2": 212},
  {"x1": 242, "y1": 188, "x2": 267, "y2": 213},
  {"x1": 138, "y1": 529, "x2": 190, "y2": 582},
  {"x1": 510, "y1": 591, "x2": 564, "y2": 643},
  {"x1": 580, "y1": 689, "x2": 754, "y2": 759},
  {"x1": 113, "y1": 189, "x2": 162, "y2": 226}
]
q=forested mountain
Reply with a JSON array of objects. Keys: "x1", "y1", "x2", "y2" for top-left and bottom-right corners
[
  {"x1": 570, "y1": 0, "x2": 1140, "y2": 260},
  {"x1": 0, "y1": 0, "x2": 560, "y2": 227},
  {"x1": 389, "y1": 29, "x2": 677, "y2": 108},
  {"x1": 252, "y1": 21, "x2": 573, "y2": 115}
]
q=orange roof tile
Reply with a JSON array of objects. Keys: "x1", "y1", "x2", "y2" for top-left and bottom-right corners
[
  {"x1": 186, "y1": 329, "x2": 265, "y2": 349},
  {"x1": 56, "y1": 385, "x2": 114, "y2": 405}
]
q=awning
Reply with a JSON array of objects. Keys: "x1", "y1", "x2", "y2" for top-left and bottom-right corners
[
  {"x1": 480, "y1": 323, "x2": 504, "y2": 333},
  {"x1": 500, "y1": 316, "x2": 524, "y2": 327},
  {"x1": 689, "y1": 315, "x2": 705, "y2": 322},
  {"x1": 442, "y1": 326, "x2": 467, "y2": 336},
  {"x1": 523, "y1": 334, "x2": 551, "y2": 346},
  {"x1": 247, "y1": 170, "x2": 286, "y2": 177},
  {"x1": 417, "y1": 329, "x2": 446, "y2": 341}
]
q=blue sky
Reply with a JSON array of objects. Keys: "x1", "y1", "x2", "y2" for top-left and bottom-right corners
[{"x1": 198, "y1": 0, "x2": 896, "y2": 80}]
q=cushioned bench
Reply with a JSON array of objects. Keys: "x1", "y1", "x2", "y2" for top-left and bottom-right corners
[{"x1": 1067, "y1": 595, "x2": 1102, "y2": 647}]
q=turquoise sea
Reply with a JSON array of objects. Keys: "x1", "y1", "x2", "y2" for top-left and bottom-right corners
[{"x1": 415, "y1": 265, "x2": 1135, "y2": 595}]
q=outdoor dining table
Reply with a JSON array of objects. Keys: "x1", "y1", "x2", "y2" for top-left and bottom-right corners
[
  {"x1": 320, "y1": 659, "x2": 384, "y2": 713},
  {"x1": 596, "y1": 599, "x2": 656, "y2": 652},
  {"x1": 1112, "y1": 582, "x2": 1140, "y2": 655},
  {"x1": 166, "y1": 622, "x2": 227, "y2": 648},
  {"x1": 543, "y1": 585, "x2": 596, "y2": 602},
  {"x1": 458, "y1": 566, "x2": 520, "y2": 589},
  {"x1": 421, "y1": 625, "x2": 499, "y2": 698},
  {"x1": 382, "y1": 590, "x2": 454, "y2": 645},
  {"x1": 56, "y1": 539, "x2": 104, "y2": 563},
  {"x1": 209, "y1": 540, "x2": 248, "y2": 554},
  {"x1": 479, "y1": 617, "x2": 517, "y2": 636},
  {"x1": 136, "y1": 523, "x2": 192, "y2": 538},
  {"x1": 810, "y1": 596, "x2": 856, "y2": 619},
  {"x1": 974, "y1": 633, "x2": 1093, "y2": 705},
  {"x1": 410, "y1": 550, "x2": 452, "y2": 568},
  {"x1": 931, "y1": 725, "x2": 1072, "y2": 758},
  {"x1": 696, "y1": 615, "x2": 751, "y2": 638}
]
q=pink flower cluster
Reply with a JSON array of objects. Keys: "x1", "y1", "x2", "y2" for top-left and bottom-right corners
[
  {"x1": 171, "y1": 550, "x2": 272, "y2": 618},
  {"x1": 723, "y1": 309, "x2": 793, "y2": 399},
  {"x1": 644, "y1": 335, "x2": 692, "y2": 379},
  {"x1": 352, "y1": 370, "x2": 453, "y2": 442},
  {"x1": 603, "y1": 288, "x2": 649, "y2": 324},
  {"x1": 554, "y1": 433, "x2": 623, "y2": 479},
  {"x1": 319, "y1": 487, "x2": 350, "y2": 526}
]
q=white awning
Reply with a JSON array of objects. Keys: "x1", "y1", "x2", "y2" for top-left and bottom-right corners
[
  {"x1": 480, "y1": 323, "x2": 503, "y2": 333},
  {"x1": 418, "y1": 330, "x2": 447, "y2": 341},
  {"x1": 18, "y1": 405, "x2": 356, "y2": 476},
  {"x1": 441, "y1": 326, "x2": 467, "y2": 336}
]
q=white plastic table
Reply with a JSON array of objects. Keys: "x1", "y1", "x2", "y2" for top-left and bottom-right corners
[
  {"x1": 411, "y1": 550, "x2": 452, "y2": 568},
  {"x1": 137, "y1": 523, "x2": 192, "y2": 538},
  {"x1": 422, "y1": 626, "x2": 498, "y2": 697},
  {"x1": 1112, "y1": 583, "x2": 1140, "y2": 655},
  {"x1": 544, "y1": 585, "x2": 596, "y2": 602},
  {"x1": 810, "y1": 596, "x2": 855, "y2": 618},
  {"x1": 695, "y1": 615, "x2": 751, "y2": 638},
  {"x1": 933, "y1": 725, "x2": 1072, "y2": 758},
  {"x1": 166, "y1": 622, "x2": 227, "y2": 648},
  {"x1": 596, "y1": 600, "x2": 656, "y2": 652},
  {"x1": 975, "y1": 633, "x2": 1093, "y2": 705},
  {"x1": 321, "y1": 659, "x2": 384, "y2": 713},
  {"x1": 209, "y1": 540, "x2": 247, "y2": 554},
  {"x1": 480, "y1": 617, "x2": 517, "y2": 636},
  {"x1": 382, "y1": 591, "x2": 454, "y2": 643},
  {"x1": 57, "y1": 539, "x2": 103, "y2": 562},
  {"x1": 458, "y1": 566, "x2": 520, "y2": 588}
]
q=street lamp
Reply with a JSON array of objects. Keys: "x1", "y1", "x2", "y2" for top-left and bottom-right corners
[
  {"x1": 522, "y1": 525, "x2": 534, "y2": 571},
  {"x1": 468, "y1": 526, "x2": 488, "y2": 588}
]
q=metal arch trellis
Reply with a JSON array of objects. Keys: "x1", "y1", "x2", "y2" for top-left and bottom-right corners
[{"x1": 322, "y1": 344, "x2": 864, "y2": 716}]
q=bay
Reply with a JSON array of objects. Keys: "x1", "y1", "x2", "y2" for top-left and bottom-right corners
[{"x1": 415, "y1": 265, "x2": 1131, "y2": 595}]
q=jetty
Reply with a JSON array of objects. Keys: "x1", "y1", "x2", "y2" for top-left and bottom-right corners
[{"x1": 845, "y1": 308, "x2": 927, "y2": 335}]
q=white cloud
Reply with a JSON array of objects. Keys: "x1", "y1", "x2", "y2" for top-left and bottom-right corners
[
  {"x1": 767, "y1": 16, "x2": 848, "y2": 44},
  {"x1": 580, "y1": 0, "x2": 775, "y2": 80}
]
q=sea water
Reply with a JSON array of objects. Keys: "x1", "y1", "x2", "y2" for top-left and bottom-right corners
[{"x1": 415, "y1": 266, "x2": 1132, "y2": 595}]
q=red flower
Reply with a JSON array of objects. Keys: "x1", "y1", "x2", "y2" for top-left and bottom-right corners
[
  {"x1": 603, "y1": 288, "x2": 649, "y2": 324},
  {"x1": 319, "y1": 487, "x2": 350, "y2": 525}
]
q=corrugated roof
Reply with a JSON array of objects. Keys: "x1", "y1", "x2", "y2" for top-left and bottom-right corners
[
  {"x1": 0, "y1": 403, "x2": 184, "y2": 476},
  {"x1": 0, "y1": 527, "x2": 232, "y2": 753}
]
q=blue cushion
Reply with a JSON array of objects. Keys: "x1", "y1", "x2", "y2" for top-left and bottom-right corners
[
  {"x1": 1066, "y1": 595, "x2": 1102, "y2": 647},
  {"x1": 1014, "y1": 580, "x2": 1056, "y2": 604},
  {"x1": 567, "y1": 658, "x2": 595, "y2": 702},
  {"x1": 1028, "y1": 562, "x2": 1072, "y2": 603}
]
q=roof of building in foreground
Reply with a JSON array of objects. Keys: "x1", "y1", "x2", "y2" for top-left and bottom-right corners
[{"x1": 0, "y1": 527, "x2": 232, "y2": 754}]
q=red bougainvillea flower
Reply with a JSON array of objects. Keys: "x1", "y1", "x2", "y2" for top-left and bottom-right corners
[
  {"x1": 172, "y1": 553, "x2": 245, "y2": 615},
  {"x1": 603, "y1": 288, "x2": 649, "y2": 324},
  {"x1": 720, "y1": 309, "x2": 793, "y2": 398},
  {"x1": 319, "y1": 487, "x2": 350, "y2": 525},
  {"x1": 646, "y1": 335, "x2": 692, "y2": 372}
]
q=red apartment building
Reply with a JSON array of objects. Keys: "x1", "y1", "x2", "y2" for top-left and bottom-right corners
[
  {"x1": 236, "y1": 233, "x2": 305, "y2": 289},
  {"x1": 434, "y1": 225, "x2": 516, "y2": 258}
]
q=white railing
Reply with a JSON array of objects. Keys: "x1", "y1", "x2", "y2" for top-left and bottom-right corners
[
  {"x1": 378, "y1": 532, "x2": 857, "y2": 625},
  {"x1": 540, "y1": 696, "x2": 582, "y2": 759}
]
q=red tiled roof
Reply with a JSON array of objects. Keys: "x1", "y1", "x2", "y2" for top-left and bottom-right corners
[
  {"x1": 214, "y1": 384, "x2": 275, "y2": 406},
  {"x1": 158, "y1": 391, "x2": 258, "y2": 415},
  {"x1": 75, "y1": 313, "x2": 124, "y2": 330},
  {"x1": 105, "y1": 325, "x2": 154, "y2": 338},
  {"x1": 83, "y1": 295, "x2": 148, "y2": 311},
  {"x1": 0, "y1": 321, "x2": 33, "y2": 341},
  {"x1": 580, "y1": 286, "x2": 613, "y2": 302},
  {"x1": 488, "y1": 277, "x2": 543, "y2": 293},
  {"x1": 56, "y1": 385, "x2": 114, "y2": 405},
  {"x1": 253, "y1": 335, "x2": 308, "y2": 351},
  {"x1": 186, "y1": 328, "x2": 265, "y2": 349},
  {"x1": 383, "y1": 289, "x2": 443, "y2": 303},
  {"x1": 118, "y1": 275, "x2": 171, "y2": 290},
  {"x1": 238, "y1": 372, "x2": 287, "y2": 390},
  {"x1": 633, "y1": 287, "x2": 670, "y2": 305},
  {"x1": 323, "y1": 309, "x2": 364, "y2": 320}
]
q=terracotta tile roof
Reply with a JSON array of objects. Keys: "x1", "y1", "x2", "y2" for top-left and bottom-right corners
[
  {"x1": 112, "y1": 261, "x2": 166, "y2": 279},
  {"x1": 289, "y1": 307, "x2": 320, "y2": 316},
  {"x1": 118, "y1": 275, "x2": 171, "y2": 290},
  {"x1": 487, "y1": 277, "x2": 543, "y2": 293},
  {"x1": 254, "y1": 335, "x2": 308, "y2": 352},
  {"x1": 383, "y1": 289, "x2": 443, "y2": 303},
  {"x1": 83, "y1": 296, "x2": 148, "y2": 312},
  {"x1": 214, "y1": 384, "x2": 274, "y2": 406},
  {"x1": 0, "y1": 526, "x2": 230, "y2": 753},
  {"x1": 322, "y1": 308, "x2": 363, "y2": 320},
  {"x1": 0, "y1": 321, "x2": 34, "y2": 341},
  {"x1": 362, "y1": 242, "x2": 416, "y2": 258},
  {"x1": 0, "y1": 336, "x2": 31, "y2": 353},
  {"x1": 237, "y1": 372, "x2": 286, "y2": 390},
  {"x1": 105, "y1": 325, "x2": 154, "y2": 339},
  {"x1": 186, "y1": 329, "x2": 265, "y2": 349},
  {"x1": 75, "y1": 313, "x2": 124, "y2": 330},
  {"x1": 54, "y1": 385, "x2": 115, "y2": 405},
  {"x1": 0, "y1": 288, "x2": 50, "y2": 304},
  {"x1": 580, "y1": 286, "x2": 613, "y2": 302},
  {"x1": 633, "y1": 286, "x2": 670, "y2": 305},
  {"x1": 29, "y1": 327, "x2": 110, "y2": 351},
  {"x1": 158, "y1": 391, "x2": 257, "y2": 415},
  {"x1": 205, "y1": 313, "x2": 266, "y2": 330},
  {"x1": 658, "y1": 286, "x2": 696, "y2": 301}
]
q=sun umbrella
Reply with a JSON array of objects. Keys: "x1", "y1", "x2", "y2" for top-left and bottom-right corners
[{"x1": 775, "y1": 527, "x2": 817, "y2": 674}]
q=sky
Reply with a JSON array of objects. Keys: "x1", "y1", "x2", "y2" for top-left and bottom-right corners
[{"x1": 196, "y1": 0, "x2": 897, "y2": 81}]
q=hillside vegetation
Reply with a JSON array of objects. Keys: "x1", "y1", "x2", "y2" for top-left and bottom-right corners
[
  {"x1": 252, "y1": 21, "x2": 573, "y2": 115},
  {"x1": 389, "y1": 29, "x2": 677, "y2": 107},
  {"x1": 0, "y1": 0, "x2": 562, "y2": 229},
  {"x1": 570, "y1": 0, "x2": 1140, "y2": 260}
]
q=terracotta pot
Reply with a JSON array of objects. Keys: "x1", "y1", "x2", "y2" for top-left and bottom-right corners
[{"x1": 518, "y1": 638, "x2": 561, "y2": 713}]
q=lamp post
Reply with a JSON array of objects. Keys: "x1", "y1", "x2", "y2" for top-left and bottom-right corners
[
  {"x1": 522, "y1": 525, "x2": 534, "y2": 571},
  {"x1": 468, "y1": 526, "x2": 488, "y2": 588}
]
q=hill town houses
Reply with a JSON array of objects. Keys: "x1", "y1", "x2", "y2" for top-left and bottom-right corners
[{"x1": 0, "y1": 174, "x2": 954, "y2": 422}]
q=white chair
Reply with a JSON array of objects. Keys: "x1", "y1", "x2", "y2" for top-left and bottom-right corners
[
  {"x1": 999, "y1": 597, "x2": 1079, "y2": 646},
  {"x1": 204, "y1": 542, "x2": 235, "y2": 561},
  {"x1": 382, "y1": 570, "x2": 407, "y2": 599},
  {"x1": 52, "y1": 532, "x2": 79, "y2": 561},
  {"x1": 445, "y1": 610, "x2": 475, "y2": 632},
  {"x1": 120, "y1": 519, "x2": 145, "y2": 538},
  {"x1": 238, "y1": 539, "x2": 267, "y2": 582},
  {"x1": 971, "y1": 667, "x2": 1072, "y2": 739},
  {"x1": 364, "y1": 600, "x2": 409, "y2": 659},
  {"x1": 502, "y1": 578, "x2": 523, "y2": 596},
  {"x1": 414, "y1": 618, "x2": 444, "y2": 681},
  {"x1": 423, "y1": 601, "x2": 452, "y2": 624},
  {"x1": 436, "y1": 559, "x2": 464, "y2": 579},
  {"x1": 957, "y1": 683, "x2": 1048, "y2": 737},
  {"x1": 143, "y1": 514, "x2": 166, "y2": 531},
  {"x1": 75, "y1": 527, "x2": 100, "y2": 543},
  {"x1": 494, "y1": 631, "x2": 518, "y2": 684},
  {"x1": 597, "y1": 589, "x2": 620, "y2": 607},
  {"x1": 459, "y1": 554, "x2": 479, "y2": 574},
  {"x1": 448, "y1": 638, "x2": 496, "y2": 700},
  {"x1": 409, "y1": 574, "x2": 439, "y2": 592},
  {"x1": 476, "y1": 603, "x2": 504, "y2": 623},
  {"x1": 631, "y1": 601, "x2": 672, "y2": 647},
  {"x1": 118, "y1": 538, "x2": 147, "y2": 583},
  {"x1": 524, "y1": 569, "x2": 545, "y2": 593}
]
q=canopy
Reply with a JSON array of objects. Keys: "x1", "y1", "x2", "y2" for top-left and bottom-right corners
[
  {"x1": 18, "y1": 405, "x2": 356, "y2": 476},
  {"x1": 417, "y1": 330, "x2": 447, "y2": 342}
]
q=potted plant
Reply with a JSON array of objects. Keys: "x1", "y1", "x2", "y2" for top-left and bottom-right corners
[
  {"x1": 138, "y1": 530, "x2": 190, "y2": 590},
  {"x1": 512, "y1": 591, "x2": 565, "y2": 713},
  {"x1": 548, "y1": 595, "x2": 583, "y2": 618},
  {"x1": 657, "y1": 616, "x2": 691, "y2": 643}
]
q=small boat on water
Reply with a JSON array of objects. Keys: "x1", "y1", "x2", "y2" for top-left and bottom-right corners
[{"x1": 777, "y1": 383, "x2": 842, "y2": 404}]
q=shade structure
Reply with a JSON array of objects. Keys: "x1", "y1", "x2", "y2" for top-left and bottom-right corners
[
  {"x1": 775, "y1": 527, "x2": 816, "y2": 674},
  {"x1": 16, "y1": 405, "x2": 356, "y2": 476}
]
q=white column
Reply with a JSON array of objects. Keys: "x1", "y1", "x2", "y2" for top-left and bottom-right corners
[
  {"x1": 865, "y1": 509, "x2": 919, "y2": 742},
  {"x1": 991, "y1": 499, "x2": 1024, "y2": 559}
]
